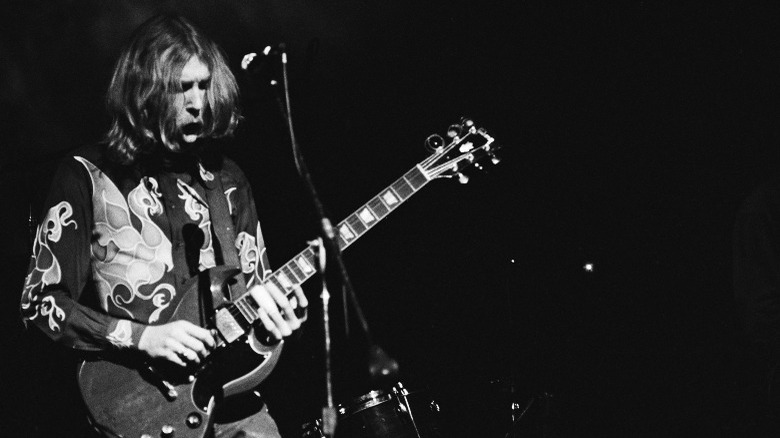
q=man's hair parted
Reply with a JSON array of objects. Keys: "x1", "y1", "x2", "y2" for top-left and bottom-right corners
[{"x1": 105, "y1": 14, "x2": 241, "y2": 164}]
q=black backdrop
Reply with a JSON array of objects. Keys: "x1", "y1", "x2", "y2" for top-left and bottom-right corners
[{"x1": 2, "y1": 1, "x2": 779, "y2": 436}]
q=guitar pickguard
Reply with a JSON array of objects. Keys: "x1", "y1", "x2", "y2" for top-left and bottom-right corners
[{"x1": 191, "y1": 331, "x2": 281, "y2": 411}]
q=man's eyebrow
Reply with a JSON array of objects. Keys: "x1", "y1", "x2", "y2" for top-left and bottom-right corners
[
  {"x1": 180, "y1": 76, "x2": 211, "y2": 85},
  {"x1": 180, "y1": 77, "x2": 211, "y2": 90}
]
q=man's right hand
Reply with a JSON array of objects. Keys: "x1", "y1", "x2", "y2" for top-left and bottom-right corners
[{"x1": 137, "y1": 320, "x2": 216, "y2": 367}]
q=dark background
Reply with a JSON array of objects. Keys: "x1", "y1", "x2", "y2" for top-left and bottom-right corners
[{"x1": 1, "y1": 1, "x2": 779, "y2": 436}]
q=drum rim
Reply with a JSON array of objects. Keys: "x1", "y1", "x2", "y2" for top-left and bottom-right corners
[{"x1": 339, "y1": 390, "x2": 394, "y2": 417}]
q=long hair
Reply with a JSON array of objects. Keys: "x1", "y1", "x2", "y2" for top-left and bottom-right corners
[{"x1": 105, "y1": 14, "x2": 240, "y2": 164}]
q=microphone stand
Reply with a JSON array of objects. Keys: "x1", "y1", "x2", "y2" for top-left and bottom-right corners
[{"x1": 271, "y1": 45, "x2": 398, "y2": 437}]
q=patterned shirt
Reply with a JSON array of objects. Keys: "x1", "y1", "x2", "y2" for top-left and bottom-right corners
[{"x1": 20, "y1": 144, "x2": 272, "y2": 351}]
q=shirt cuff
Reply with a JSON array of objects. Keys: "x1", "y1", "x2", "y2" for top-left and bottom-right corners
[{"x1": 106, "y1": 319, "x2": 146, "y2": 349}]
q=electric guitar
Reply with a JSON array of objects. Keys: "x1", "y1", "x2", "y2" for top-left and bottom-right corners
[{"x1": 78, "y1": 119, "x2": 500, "y2": 438}]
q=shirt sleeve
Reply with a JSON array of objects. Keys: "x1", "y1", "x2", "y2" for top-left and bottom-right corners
[{"x1": 20, "y1": 157, "x2": 146, "y2": 351}]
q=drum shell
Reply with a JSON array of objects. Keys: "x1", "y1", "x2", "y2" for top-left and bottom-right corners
[
  {"x1": 338, "y1": 390, "x2": 416, "y2": 438},
  {"x1": 301, "y1": 387, "x2": 442, "y2": 438}
]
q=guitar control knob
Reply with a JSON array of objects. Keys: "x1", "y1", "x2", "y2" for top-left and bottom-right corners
[
  {"x1": 161, "y1": 424, "x2": 174, "y2": 437},
  {"x1": 186, "y1": 412, "x2": 203, "y2": 429}
]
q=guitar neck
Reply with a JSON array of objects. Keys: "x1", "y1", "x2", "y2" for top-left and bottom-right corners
[{"x1": 233, "y1": 164, "x2": 432, "y2": 313}]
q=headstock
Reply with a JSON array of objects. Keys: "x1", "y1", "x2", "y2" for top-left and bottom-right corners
[{"x1": 419, "y1": 118, "x2": 501, "y2": 183}]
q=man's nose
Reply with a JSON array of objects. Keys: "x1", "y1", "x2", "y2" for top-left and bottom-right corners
[{"x1": 186, "y1": 90, "x2": 204, "y2": 117}]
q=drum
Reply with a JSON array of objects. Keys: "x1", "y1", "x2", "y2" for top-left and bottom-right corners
[{"x1": 301, "y1": 383, "x2": 441, "y2": 438}]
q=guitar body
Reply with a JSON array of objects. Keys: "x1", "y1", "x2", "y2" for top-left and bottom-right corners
[{"x1": 78, "y1": 266, "x2": 284, "y2": 438}]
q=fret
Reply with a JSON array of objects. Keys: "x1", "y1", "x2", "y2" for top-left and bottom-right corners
[
  {"x1": 234, "y1": 299, "x2": 256, "y2": 323},
  {"x1": 242, "y1": 294, "x2": 260, "y2": 310},
  {"x1": 277, "y1": 268, "x2": 295, "y2": 290},
  {"x1": 338, "y1": 222, "x2": 357, "y2": 244},
  {"x1": 391, "y1": 178, "x2": 414, "y2": 200},
  {"x1": 230, "y1": 301, "x2": 246, "y2": 322},
  {"x1": 287, "y1": 261, "x2": 306, "y2": 283},
  {"x1": 367, "y1": 197, "x2": 389, "y2": 219},
  {"x1": 406, "y1": 167, "x2": 428, "y2": 189},
  {"x1": 266, "y1": 276, "x2": 285, "y2": 294},
  {"x1": 357, "y1": 206, "x2": 378, "y2": 227},
  {"x1": 303, "y1": 250, "x2": 318, "y2": 274},
  {"x1": 346, "y1": 214, "x2": 367, "y2": 235},
  {"x1": 380, "y1": 188, "x2": 401, "y2": 210},
  {"x1": 295, "y1": 251, "x2": 316, "y2": 276}
]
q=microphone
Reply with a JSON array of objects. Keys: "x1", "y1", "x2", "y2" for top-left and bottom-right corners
[
  {"x1": 368, "y1": 344, "x2": 400, "y2": 381},
  {"x1": 241, "y1": 43, "x2": 286, "y2": 72}
]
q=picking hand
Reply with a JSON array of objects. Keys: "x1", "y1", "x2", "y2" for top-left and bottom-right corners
[{"x1": 138, "y1": 320, "x2": 216, "y2": 367}]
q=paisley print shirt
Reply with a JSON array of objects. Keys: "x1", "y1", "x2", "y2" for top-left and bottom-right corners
[{"x1": 20, "y1": 144, "x2": 272, "y2": 351}]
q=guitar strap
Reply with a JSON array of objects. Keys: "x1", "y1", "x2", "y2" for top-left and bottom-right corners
[{"x1": 203, "y1": 169, "x2": 247, "y2": 302}]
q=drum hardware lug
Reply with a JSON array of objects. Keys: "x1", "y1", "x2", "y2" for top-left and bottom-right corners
[
  {"x1": 300, "y1": 419, "x2": 325, "y2": 438},
  {"x1": 393, "y1": 381, "x2": 410, "y2": 396},
  {"x1": 160, "y1": 424, "x2": 174, "y2": 437},
  {"x1": 186, "y1": 412, "x2": 202, "y2": 429}
]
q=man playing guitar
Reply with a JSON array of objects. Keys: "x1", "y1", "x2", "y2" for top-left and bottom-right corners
[{"x1": 20, "y1": 13, "x2": 307, "y2": 437}]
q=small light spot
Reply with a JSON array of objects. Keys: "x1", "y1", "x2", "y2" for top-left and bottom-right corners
[
  {"x1": 584, "y1": 263, "x2": 594, "y2": 272},
  {"x1": 510, "y1": 259, "x2": 516, "y2": 264}
]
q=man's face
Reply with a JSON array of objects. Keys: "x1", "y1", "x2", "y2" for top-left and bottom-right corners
[{"x1": 173, "y1": 56, "x2": 211, "y2": 148}]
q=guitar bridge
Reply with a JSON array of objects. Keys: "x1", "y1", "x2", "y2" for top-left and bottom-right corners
[{"x1": 214, "y1": 307, "x2": 245, "y2": 344}]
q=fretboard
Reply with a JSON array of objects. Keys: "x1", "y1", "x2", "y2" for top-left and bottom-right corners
[{"x1": 230, "y1": 164, "x2": 431, "y2": 324}]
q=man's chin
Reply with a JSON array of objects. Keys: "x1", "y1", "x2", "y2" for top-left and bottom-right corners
[
  {"x1": 163, "y1": 135, "x2": 200, "y2": 154},
  {"x1": 182, "y1": 134, "x2": 199, "y2": 144}
]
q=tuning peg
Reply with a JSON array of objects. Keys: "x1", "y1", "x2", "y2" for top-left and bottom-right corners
[
  {"x1": 460, "y1": 117, "x2": 474, "y2": 128},
  {"x1": 458, "y1": 172, "x2": 470, "y2": 184},
  {"x1": 489, "y1": 153, "x2": 501, "y2": 165},
  {"x1": 447, "y1": 124, "x2": 462, "y2": 139},
  {"x1": 425, "y1": 134, "x2": 445, "y2": 152},
  {"x1": 459, "y1": 142, "x2": 475, "y2": 153}
]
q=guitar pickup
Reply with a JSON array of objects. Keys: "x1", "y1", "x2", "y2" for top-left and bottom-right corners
[{"x1": 214, "y1": 307, "x2": 245, "y2": 344}]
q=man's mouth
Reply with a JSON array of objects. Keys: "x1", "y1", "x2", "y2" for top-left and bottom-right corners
[{"x1": 181, "y1": 122, "x2": 202, "y2": 137}]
